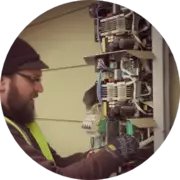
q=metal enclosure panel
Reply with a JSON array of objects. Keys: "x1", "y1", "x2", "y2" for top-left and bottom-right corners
[
  {"x1": 152, "y1": 27, "x2": 170, "y2": 151},
  {"x1": 163, "y1": 41, "x2": 171, "y2": 138}
]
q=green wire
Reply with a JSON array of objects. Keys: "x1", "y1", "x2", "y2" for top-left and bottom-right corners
[
  {"x1": 126, "y1": 120, "x2": 134, "y2": 135},
  {"x1": 90, "y1": 137, "x2": 94, "y2": 149},
  {"x1": 99, "y1": 134, "x2": 104, "y2": 148}
]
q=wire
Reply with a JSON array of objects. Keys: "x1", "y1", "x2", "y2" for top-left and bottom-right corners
[
  {"x1": 97, "y1": 59, "x2": 108, "y2": 70},
  {"x1": 124, "y1": 11, "x2": 133, "y2": 18},
  {"x1": 139, "y1": 20, "x2": 151, "y2": 33},
  {"x1": 97, "y1": 59, "x2": 114, "y2": 73},
  {"x1": 133, "y1": 33, "x2": 144, "y2": 49},
  {"x1": 97, "y1": 70, "x2": 103, "y2": 104},
  {"x1": 139, "y1": 82, "x2": 151, "y2": 97},
  {"x1": 120, "y1": 57, "x2": 136, "y2": 76},
  {"x1": 134, "y1": 102, "x2": 147, "y2": 114},
  {"x1": 90, "y1": 137, "x2": 95, "y2": 149},
  {"x1": 139, "y1": 136, "x2": 154, "y2": 148},
  {"x1": 132, "y1": 12, "x2": 135, "y2": 32},
  {"x1": 121, "y1": 64, "x2": 148, "y2": 115},
  {"x1": 132, "y1": 80, "x2": 148, "y2": 115},
  {"x1": 122, "y1": 75, "x2": 136, "y2": 86},
  {"x1": 95, "y1": 6, "x2": 104, "y2": 53},
  {"x1": 131, "y1": 12, "x2": 145, "y2": 49},
  {"x1": 91, "y1": 103, "x2": 102, "y2": 117},
  {"x1": 99, "y1": 134, "x2": 103, "y2": 148}
]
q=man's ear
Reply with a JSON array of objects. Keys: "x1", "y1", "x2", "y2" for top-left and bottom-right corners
[{"x1": 0, "y1": 75, "x2": 5, "y2": 92}]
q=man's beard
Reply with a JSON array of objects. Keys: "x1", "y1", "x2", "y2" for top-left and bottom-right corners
[{"x1": 3, "y1": 82, "x2": 36, "y2": 124}]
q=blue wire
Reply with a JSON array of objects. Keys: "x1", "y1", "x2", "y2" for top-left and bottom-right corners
[
  {"x1": 97, "y1": 70, "x2": 102, "y2": 104},
  {"x1": 97, "y1": 71, "x2": 101, "y2": 103}
]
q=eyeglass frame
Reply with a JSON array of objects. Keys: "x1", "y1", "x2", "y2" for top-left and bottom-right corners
[{"x1": 16, "y1": 73, "x2": 42, "y2": 84}]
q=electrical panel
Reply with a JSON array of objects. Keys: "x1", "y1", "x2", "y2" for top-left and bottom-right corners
[{"x1": 82, "y1": 1, "x2": 156, "y2": 173}]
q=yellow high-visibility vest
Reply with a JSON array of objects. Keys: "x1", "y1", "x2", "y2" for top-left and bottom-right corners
[{"x1": 5, "y1": 117, "x2": 55, "y2": 163}]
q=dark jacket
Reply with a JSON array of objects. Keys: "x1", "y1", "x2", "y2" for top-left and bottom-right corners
[{"x1": 7, "y1": 119, "x2": 121, "y2": 180}]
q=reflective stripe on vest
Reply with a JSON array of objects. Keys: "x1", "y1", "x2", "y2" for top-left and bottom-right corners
[
  {"x1": 25, "y1": 121, "x2": 55, "y2": 163},
  {"x1": 5, "y1": 117, "x2": 55, "y2": 163}
]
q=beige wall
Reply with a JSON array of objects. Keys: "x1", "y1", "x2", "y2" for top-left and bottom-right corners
[
  {"x1": 20, "y1": 0, "x2": 99, "y2": 156},
  {"x1": 19, "y1": 0, "x2": 180, "y2": 156}
]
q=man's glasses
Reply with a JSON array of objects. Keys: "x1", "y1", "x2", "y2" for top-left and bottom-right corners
[{"x1": 16, "y1": 73, "x2": 41, "y2": 83}]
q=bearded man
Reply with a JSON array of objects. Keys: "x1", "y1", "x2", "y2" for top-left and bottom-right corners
[{"x1": 0, "y1": 37, "x2": 139, "y2": 179}]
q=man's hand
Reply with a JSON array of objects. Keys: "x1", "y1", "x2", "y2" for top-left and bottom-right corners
[
  {"x1": 105, "y1": 135, "x2": 139, "y2": 163},
  {"x1": 87, "y1": 148, "x2": 101, "y2": 158},
  {"x1": 87, "y1": 135, "x2": 139, "y2": 163}
]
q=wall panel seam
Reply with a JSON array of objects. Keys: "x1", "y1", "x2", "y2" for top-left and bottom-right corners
[
  {"x1": 36, "y1": 118, "x2": 82, "y2": 123},
  {"x1": 43, "y1": 64, "x2": 92, "y2": 72},
  {"x1": 26, "y1": 5, "x2": 91, "y2": 28}
]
